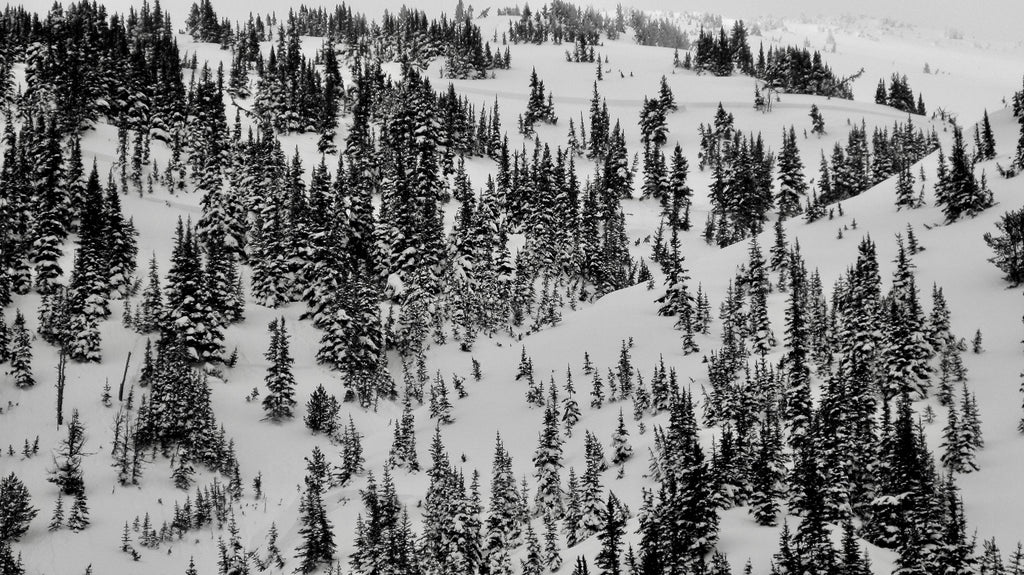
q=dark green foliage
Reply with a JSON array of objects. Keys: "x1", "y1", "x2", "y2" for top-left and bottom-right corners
[
  {"x1": 294, "y1": 450, "x2": 336, "y2": 573},
  {"x1": 304, "y1": 384, "x2": 341, "y2": 435},
  {"x1": 595, "y1": 493, "x2": 625, "y2": 575},
  {"x1": 263, "y1": 317, "x2": 297, "y2": 421},
  {"x1": 0, "y1": 473, "x2": 37, "y2": 542},
  {"x1": 985, "y1": 208, "x2": 1024, "y2": 285},
  {"x1": 776, "y1": 126, "x2": 807, "y2": 218},
  {"x1": 164, "y1": 219, "x2": 223, "y2": 362},
  {"x1": 8, "y1": 310, "x2": 33, "y2": 388},
  {"x1": 810, "y1": 104, "x2": 825, "y2": 135},
  {"x1": 937, "y1": 126, "x2": 993, "y2": 223},
  {"x1": 49, "y1": 409, "x2": 86, "y2": 496}
]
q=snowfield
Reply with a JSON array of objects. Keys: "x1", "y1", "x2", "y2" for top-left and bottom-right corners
[{"x1": 3, "y1": 2, "x2": 1024, "y2": 575}]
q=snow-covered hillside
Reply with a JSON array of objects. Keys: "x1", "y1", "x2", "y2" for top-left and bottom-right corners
[{"x1": 2, "y1": 2, "x2": 1024, "y2": 575}]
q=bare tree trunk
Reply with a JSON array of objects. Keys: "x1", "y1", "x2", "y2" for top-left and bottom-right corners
[
  {"x1": 56, "y1": 347, "x2": 67, "y2": 428},
  {"x1": 118, "y1": 351, "x2": 132, "y2": 402}
]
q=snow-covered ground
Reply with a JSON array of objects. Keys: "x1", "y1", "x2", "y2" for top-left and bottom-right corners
[{"x1": 4, "y1": 2, "x2": 1024, "y2": 574}]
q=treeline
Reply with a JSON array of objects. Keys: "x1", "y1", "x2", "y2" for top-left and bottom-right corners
[
  {"x1": 684, "y1": 21, "x2": 856, "y2": 99},
  {"x1": 875, "y1": 73, "x2": 926, "y2": 115},
  {"x1": 817, "y1": 118, "x2": 938, "y2": 206},
  {"x1": 507, "y1": 1, "x2": 623, "y2": 45},
  {"x1": 201, "y1": 1, "x2": 508, "y2": 81},
  {"x1": 0, "y1": 1, "x2": 185, "y2": 136},
  {"x1": 653, "y1": 222, "x2": 987, "y2": 575}
]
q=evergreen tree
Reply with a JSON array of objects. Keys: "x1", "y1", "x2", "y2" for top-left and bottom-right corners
[
  {"x1": 165, "y1": 219, "x2": 223, "y2": 362},
  {"x1": 304, "y1": 384, "x2": 340, "y2": 435},
  {"x1": 979, "y1": 110, "x2": 997, "y2": 161},
  {"x1": 389, "y1": 398, "x2": 419, "y2": 471},
  {"x1": 810, "y1": 104, "x2": 826, "y2": 135},
  {"x1": 48, "y1": 494, "x2": 64, "y2": 532},
  {"x1": 263, "y1": 317, "x2": 297, "y2": 421},
  {"x1": 595, "y1": 493, "x2": 625, "y2": 575},
  {"x1": 49, "y1": 409, "x2": 86, "y2": 496},
  {"x1": 610, "y1": 409, "x2": 633, "y2": 465},
  {"x1": 777, "y1": 127, "x2": 807, "y2": 218},
  {"x1": 67, "y1": 491, "x2": 90, "y2": 532},
  {"x1": 534, "y1": 384, "x2": 565, "y2": 518},
  {"x1": 938, "y1": 126, "x2": 992, "y2": 222},
  {"x1": 294, "y1": 458, "x2": 336, "y2": 573},
  {"x1": 895, "y1": 162, "x2": 918, "y2": 209},
  {"x1": 984, "y1": 208, "x2": 1024, "y2": 285},
  {"x1": 543, "y1": 512, "x2": 563, "y2": 571},
  {"x1": 338, "y1": 416, "x2": 365, "y2": 486},
  {"x1": 8, "y1": 311, "x2": 34, "y2": 389},
  {"x1": 563, "y1": 369, "x2": 582, "y2": 436},
  {"x1": 485, "y1": 434, "x2": 522, "y2": 575},
  {"x1": 135, "y1": 254, "x2": 164, "y2": 333},
  {"x1": 521, "y1": 521, "x2": 544, "y2": 575},
  {"x1": 0, "y1": 473, "x2": 37, "y2": 542}
]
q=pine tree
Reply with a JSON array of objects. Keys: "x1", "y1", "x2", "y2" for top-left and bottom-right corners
[
  {"x1": 543, "y1": 512, "x2": 563, "y2": 571},
  {"x1": 262, "y1": 317, "x2": 297, "y2": 421},
  {"x1": 164, "y1": 219, "x2": 223, "y2": 362},
  {"x1": 0, "y1": 473, "x2": 37, "y2": 542},
  {"x1": 809, "y1": 104, "x2": 826, "y2": 135},
  {"x1": 8, "y1": 311, "x2": 34, "y2": 389},
  {"x1": 777, "y1": 127, "x2": 807, "y2": 218},
  {"x1": 895, "y1": 161, "x2": 918, "y2": 209},
  {"x1": 48, "y1": 493, "x2": 64, "y2": 532},
  {"x1": 534, "y1": 383, "x2": 565, "y2": 518},
  {"x1": 294, "y1": 461, "x2": 335, "y2": 573},
  {"x1": 595, "y1": 493, "x2": 625, "y2": 575},
  {"x1": 563, "y1": 368, "x2": 581, "y2": 436},
  {"x1": 938, "y1": 126, "x2": 992, "y2": 222},
  {"x1": 984, "y1": 208, "x2": 1024, "y2": 285},
  {"x1": 979, "y1": 110, "x2": 997, "y2": 161},
  {"x1": 0, "y1": 310, "x2": 7, "y2": 365},
  {"x1": 172, "y1": 449, "x2": 195, "y2": 489},
  {"x1": 67, "y1": 491, "x2": 90, "y2": 532},
  {"x1": 591, "y1": 370, "x2": 605, "y2": 408},
  {"x1": 304, "y1": 384, "x2": 340, "y2": 435},
  {"x1": 750, "y1": 408, "x2": 785, "y2": 526},
  {"x1": 521, "y1": 521, "x2": 544, "y2": 575},
  {"x1": 338, "y1": 416, "x2": 364, "y2": 486},
  {"x1": 49, "y1": 409, "x2": 86, "y2": 496},
  {"x1": 429, "y1": 372, "x2": 454, "y2": 424},
  {"x1": 610, "y1": 409, "x2": 633, "y2": 465},
  {"x1": 389, "y1": 398, "x2": 419, "y2": 471}
]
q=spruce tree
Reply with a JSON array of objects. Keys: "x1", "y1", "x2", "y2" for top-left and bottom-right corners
[
  {"x1": 262, "y1": 317, "x2": 297, "y2": 421},
  {"x1": 48, "y1": 494, "x2": 64, "y2": 532},
  {"x1": 0, "y1": 473, "x2": 37, "y2": 542},
  {"x1": 338, "y1": 416, "x2": 364, "y2": 486},
  {"x1": 49, "y1": 409, "x2": 86, "y2": 496},
  {"x1": 304, "y1": 384, "x2": 340, "y2": 435},
  {"x1": 543, "y1": 512, "x2": 563, "y2": 571},
  {"x1": 610, "y1": 409, "x2": 633, "y2": 465},
  {"x1": 938, "y1": 126, "x2": 992, "y2": 222},
  {"x1": 895, "y1": 161, "x2": 918, "y2": 209},
  {"x1": 8, "y1": 311, "x2": 34, "y2": 389},
  {"x1": 67, "y1": 491, "x2": 90, "y2": 532},
  {"x1": 595, "y1": 493, "x2": 624, "y2": 575},
  {"x1": 979, "y1": 110, "x2": 997, "y2": 161},
  {"x1": 534, "y1": 385, "x2": 565, "y2": 518},
  {"x1": 294, "y1": 462, "x2": 335, "y2": 573},
  {"x1": 810, "y1": 104, "x2": 826, "y2": 135},
  {"x1": 776, "y1": 127, "x2": 807, "y2": 218},
  {"x1": 984, "y1": 208, "x2": 1024, "y2": 285},
  {"x1": 135, "y1": 254, "x2": 164, "y2": 333},
  {"x1": 521, "y1": 521, "x2": 544, "y2": 575}
]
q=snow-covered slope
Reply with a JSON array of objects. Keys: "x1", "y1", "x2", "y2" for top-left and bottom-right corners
[{"x1": 3, "y1": 3, "x2": 1024, "y2": 575}]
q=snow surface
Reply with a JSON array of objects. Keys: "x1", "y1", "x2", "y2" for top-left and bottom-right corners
[{"x1": 3, "y1": 2, "x2": 1024, "y2": 574}]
